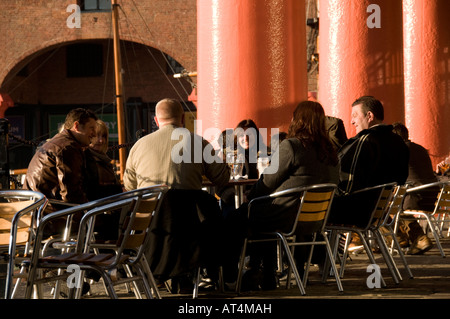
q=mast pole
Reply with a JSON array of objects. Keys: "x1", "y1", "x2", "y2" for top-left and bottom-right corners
[{"x1": 111, "y1": 0, "x2": 126, "y2": 181}]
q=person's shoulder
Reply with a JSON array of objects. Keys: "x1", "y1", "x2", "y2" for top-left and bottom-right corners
[
  {"x1": 325, "y1": 116, "x2": 343, "y2": 128},
  {"x1": 43, "y1": 131, "x2": 78, "y2": 153},
  {"x1": 409, "y1": 140, "x2": 429, "y2": 154}
]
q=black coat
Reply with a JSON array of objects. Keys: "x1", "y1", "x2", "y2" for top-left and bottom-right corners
[
  {"x1": 145, "y1": 189, "x2": 225, "y2": 281},
  {"x1": 338, "y1": 124, "x2": 409, "y2": 195},
  {"x1": 246, "y1": 138, "x2": 340, "y2": 233},
  {"x1": 328, "y1": 124, "x2": 410, "y2": 227}
]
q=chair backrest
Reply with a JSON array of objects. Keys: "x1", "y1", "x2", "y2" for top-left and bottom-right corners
[
  {"x1": 405, "y1": 181, "x2": 442, "y2": 212},
  {"x1": 0, "y1": 200, "x2": 34, "y2": 246},
  {"x1": 0, "y1": 190, "x2": 47, "y2": 249},
  {"x1": 367, "y1": 183, "x2": 396, "y2": 230},
  {"x1": 117, "y1": 197, "x2": 159, "y2": 251},
  {"x1": 279, "y1": 184, "x2": 337, "y2": 236},
  {"x1": 435, "y1": 183, "x2": 450, "y2": 216},
  {"x1": 0, "y1": 190, "x2": 47, "y2": 299},
  {"x1": 77, "y1": 186, "x2": 167, "y2": 268},
  {"x1": 382, "y1": 184, "x2": 408, "y2": 228}
]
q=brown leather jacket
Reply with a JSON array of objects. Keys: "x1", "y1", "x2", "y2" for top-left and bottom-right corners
[{"x1": 24, "y1": 129, "x2": 89, "y2": 205}]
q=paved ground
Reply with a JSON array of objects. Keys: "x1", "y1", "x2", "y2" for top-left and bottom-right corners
[{"x1": 3, "y1": 233, "x2": 450, "y2": 317}]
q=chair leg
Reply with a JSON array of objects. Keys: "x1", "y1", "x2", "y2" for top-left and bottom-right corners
[
  {"x1": 373, "y1": 230, "x2": 401, "y2": 284},
  {"x1": 278, "y1": 234, "x2": 306, "y2": 295},
  {"x1": 193, "y1": 267, "x2": 201, "y2": 299},
  {"x1": 357, "y1": 231, "x2": 387, "y2": 288},
  {"x1": 123, "y1": 264, "x2": 143, "y2": 299},
  {"x1": 338, "y1": 232, "x2": 352, "y2": 278},
  {"x1": 323, "y1": 235, "x2": 344, "y2": 292},
  {"x1": 140, "y1": 255, "x2": 162, "y2": 299},
  {"x1": 423, "y1": 213, "x2": 446, "y2": 257},
  {"x1": 132, "y1": 264, "x2": 155, "y2": 299},
  {"x1": 235, "y1": 238, "x2": 249, "y2": 294},
  {"x1": 385, "y1": 225, "x2": 414, "y2": 279},
  {"x1": 302, "y1": 234, "x2": 316, "y2": 288}
]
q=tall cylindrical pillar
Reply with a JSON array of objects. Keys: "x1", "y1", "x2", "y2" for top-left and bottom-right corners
[
  {"x1": 318, "y1": 0, "x2": 404, "y2": 137},
  {"x1": 197, "y1": 0, "x2": 307, "y2": 143},
  {"x1": 403, "y1": 0, "x2": 450, "y2": 166}
]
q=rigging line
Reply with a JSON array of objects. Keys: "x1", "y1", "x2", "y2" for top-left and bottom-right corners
[
  {"x1": 118, "y1": 3, "x2": 193, "y2": 99},
  {"x1": 127, "y1": 1, "x2": 194, "y2": 98},
  {"x1": 4, "y1": 0, "x2": 70, "y2": 92},
  {"x1": 121, "y1": 2, "x2": 196, "y2": 116},
  {"x1": 6, "y1": 46, "x2": 63, "y2": 94}
]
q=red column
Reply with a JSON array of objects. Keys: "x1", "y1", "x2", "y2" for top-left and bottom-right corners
[
  {"x1": 196, "y1": 0, "x2": 307, "y2": 143},
  {"x1": 0, "y1": 93, "x2": 14, "y2": 118},
  {"x1": 403, "y1": 0, "x2": 450, "y2": 166},
  {"x1": 318, "y1": 0, "x2": 404, "y2": 137}
]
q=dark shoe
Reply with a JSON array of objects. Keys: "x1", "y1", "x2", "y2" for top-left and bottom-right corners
[
  {"x1": 409, "y1": 235, "x2": 433, "y2": 255},
  {"x1": 82, "y1": 282, "x2": 90, "y2": 296},
  {"x1": 170, "y1": 275, "x2": 194, "y2": 294},
  {"x1": 241, "y1": 268, "x2": 262, "y2": 291},
  {"x1": 261, "y1": 272, "x2": 277, "y2": 290},
  {"x1": 348, "y1": 233, "x2": 364, "y2": 254}
]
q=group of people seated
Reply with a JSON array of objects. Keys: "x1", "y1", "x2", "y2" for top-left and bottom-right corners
[{"x1": 21, "y1": 95, "x2": 448, "y2": 294}]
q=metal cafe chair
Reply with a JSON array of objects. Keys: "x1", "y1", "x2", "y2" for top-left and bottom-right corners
[
  {"x1": 0, "y1": 190, "x2": 48, "y2": 299},
  {"x1": 235, "y1": 183, "x2": 343, "y2": 295},
  {"x1": 326, "y1": 182, "x2": 400, "y2": 287},
  {"x1": 24, "y1": 185, "x2": 167, "y2": 299},
  {"x1": 378, "y1": 184, "x2": 414, "y2": 279},
  {"x1": 399, "y1": 181, "x2": 450, "y2": 258}
]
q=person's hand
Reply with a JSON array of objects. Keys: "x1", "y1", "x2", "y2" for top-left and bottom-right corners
[{"x1": 437, "y1": 160, "x2": 450, "y2": 175}]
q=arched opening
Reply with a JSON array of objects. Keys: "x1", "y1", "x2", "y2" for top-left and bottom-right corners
[{"x1": 2, "y1": 39, "x2": 196, "y2": 169}]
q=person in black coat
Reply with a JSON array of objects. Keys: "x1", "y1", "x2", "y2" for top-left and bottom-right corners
[
  {"x1": 328, "y1": 96, "x2": 410, "y2": 248},
  {"x1": 392, "y1": 122, "x2": 435, "y2": 254}
]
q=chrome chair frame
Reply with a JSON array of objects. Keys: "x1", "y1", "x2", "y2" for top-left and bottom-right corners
[
  {"x1": 24, "y1": 185, "x2": 167, "y2": 299},
  {"x1": 0, "y1": 190, "x2": 48, "y2": 299},
  {"x1": 378, "y1": 184, "x2": 414, "y2": 279},
  {"x1": 399, "y1": 181, "x2": 450, "y2": 258},
  {"x1": 326, "y1": 182, "x2": 400, "y2": 287},
  {"x1": 235, "y1": 183, "x2": 343, "y2": 296}
]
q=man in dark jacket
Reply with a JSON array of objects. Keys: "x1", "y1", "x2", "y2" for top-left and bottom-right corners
[
  {"x1": 392, "y1": 122, "x2": 435, "y2": 254},
  {"x1": 328, "y1": 96, "x2": 409, "y2": 230},
  {"x1": 24, "y1": 108, "x2": 98, "y2": 208}
]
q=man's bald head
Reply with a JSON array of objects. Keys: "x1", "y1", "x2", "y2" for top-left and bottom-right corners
[{"x1": 155, "y1": 98, "x2": 184, "y2": 127}]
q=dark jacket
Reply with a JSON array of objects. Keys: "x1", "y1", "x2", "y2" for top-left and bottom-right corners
[
  {"x1": 328, "y1": 124, "x2": 409, "y2": 228},
  {"x1": 338, "y1": 124, "x2": 409, "y2": 195},
  {"x1": 84, "y1": 148, "x2": 122, "y2": 201},
  {"x1": 326, "y1": 116, "x2": 348, "y2": 151},
  {"x1": 24, "y1": 129, "x2": 89, "y2": 205},
  {"x1": 246, "y1": 138, "x2": 340, "y2": 233},
  {"x1": 145, "y1": 189, "x2": 225, "y2": 280},
  {"x1": 403, "y1": 140, "x2": 439, "y2": 211}
]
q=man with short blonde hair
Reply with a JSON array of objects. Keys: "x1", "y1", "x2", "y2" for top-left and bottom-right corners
[{"x1": 123, "y1": 98, "x2": 230, "y2": 193}]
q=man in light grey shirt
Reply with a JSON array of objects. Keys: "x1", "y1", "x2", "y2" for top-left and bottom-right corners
[{"x1": 123, "y1": 98, "x2": 230, "y2": 195}]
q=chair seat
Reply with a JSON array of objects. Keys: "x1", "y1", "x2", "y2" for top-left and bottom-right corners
[{"x1": 38, "y1": 252, "x2": 122, "y2": 265}]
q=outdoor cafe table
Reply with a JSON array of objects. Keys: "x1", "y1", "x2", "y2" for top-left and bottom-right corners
[{"x1": 202, "y1": 178, "x2": 259, "y2": 208}]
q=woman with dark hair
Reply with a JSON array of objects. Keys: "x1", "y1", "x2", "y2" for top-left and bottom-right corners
[
  {"x1": 239, "y1": 100, "x2": 340, "y2": 290},
  {"x1": 234, "y1": 119, "x2": 267, "y2": 179}
]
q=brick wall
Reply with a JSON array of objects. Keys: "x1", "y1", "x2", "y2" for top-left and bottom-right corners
[{"x1": 0, "y1": 0, "x2": 197, "y2": 104}]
